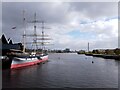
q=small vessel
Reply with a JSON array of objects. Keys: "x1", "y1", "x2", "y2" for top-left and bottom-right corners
[
  {"x1": 92, "y1": 61, "x2": 94, "y2": 63},
  {"x1": 1, "y1": 56, "x2": 13, "y2": 69}
]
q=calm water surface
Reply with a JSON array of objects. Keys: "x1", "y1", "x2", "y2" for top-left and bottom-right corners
[{"x1": 2, "y1": 53, "x2": 118, "y2": 88}]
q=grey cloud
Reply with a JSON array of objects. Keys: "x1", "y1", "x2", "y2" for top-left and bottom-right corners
[
  {"x1": 3, "y1": 2, "x2": 117, "y2": 28},
  {"x1": 2, "y1": 2, "x2": 118, "y2": 50},
  {"x1": 3, "y1": 2, "x2": 70, "y2": 24},
  {"x1": 2, "y1": 2, "x2": 71, "y2": 43},
  {"x1": 69, "y1": 2, "x2": 118, "y2": 19}
]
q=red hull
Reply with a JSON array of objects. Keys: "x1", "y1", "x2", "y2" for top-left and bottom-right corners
[{"x1": 11, "y1": 57, "x2": 48, "y2": 69}]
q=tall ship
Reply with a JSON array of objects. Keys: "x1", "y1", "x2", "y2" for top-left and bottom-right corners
[{"x1": 1, "y1": 11, "x2": 51, "y2": 69}]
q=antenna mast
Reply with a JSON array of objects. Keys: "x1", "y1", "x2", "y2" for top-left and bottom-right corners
[{"x1": 88, "y1": 42, "x2": 89, "y2": 52}]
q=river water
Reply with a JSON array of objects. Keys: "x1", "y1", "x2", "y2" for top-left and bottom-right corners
[{"x1": 2, "y1": 53, "x2": 119, "y2": 88}]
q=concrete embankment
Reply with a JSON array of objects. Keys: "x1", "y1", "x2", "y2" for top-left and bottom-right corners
[{"x1": 85, "y1": 54, "x2": 120, "y2": 60}]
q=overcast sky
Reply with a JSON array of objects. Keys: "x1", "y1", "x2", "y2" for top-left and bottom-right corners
[{"x1": 2, "y1": 2, "x2": 118, "y2": 51}]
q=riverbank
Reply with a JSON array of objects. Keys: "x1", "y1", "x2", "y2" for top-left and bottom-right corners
[{"x1": 85, "y1": 53, "x2": 120, "y2": 60}]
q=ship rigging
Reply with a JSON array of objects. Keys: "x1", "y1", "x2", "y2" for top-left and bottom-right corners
[{"x1": 22, "y1": 11, "x2": 51, "y2": 54}]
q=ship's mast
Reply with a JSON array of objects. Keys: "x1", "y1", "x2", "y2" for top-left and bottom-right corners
[
  {"x1": 41, "y1": 21, "x2": 45, "y2": 53},
  {"x1": 23, "y1": 10, "x2": 26, "y2": 52},
  {"x1": 33, "y1": 13, "x2": 38, "y2": 52},
  {"x1": 40, "y1": 21, "x2": 52, "y2": 53}
]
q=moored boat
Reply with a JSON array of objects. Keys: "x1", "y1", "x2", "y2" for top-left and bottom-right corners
[
  {"x1": 1, "y1": 35, "x2": 49, "y2": 69},
  {"x1": 10, "y1": 12, "x2": 50, "y2": 69},
  {"x1": 2, "y1": 11, "x2": 51, "y2": 69},
  {"x1": 11, "y1": 53, "x2": 48, "y2": 69},
  {"x1": 1, "y1": 56, "x2": 13, "y2": 69}
]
